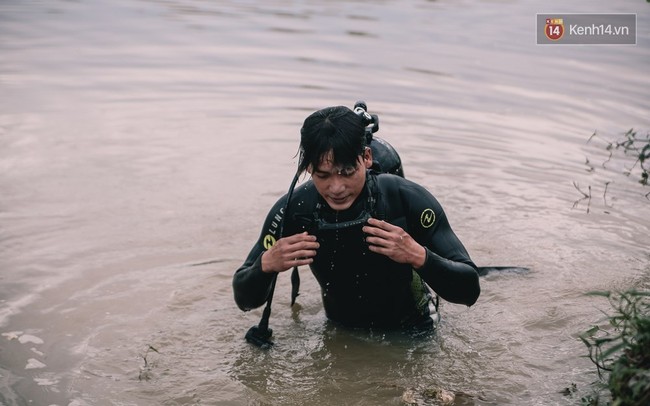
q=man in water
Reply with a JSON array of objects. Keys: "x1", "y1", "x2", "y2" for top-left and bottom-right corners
[{"x1": 233, "y1": 105, "x2": 480, "y2": 333}]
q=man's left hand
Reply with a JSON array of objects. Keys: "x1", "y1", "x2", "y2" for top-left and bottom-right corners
[{"x1": 362, "y1": 218, "x2": 426, "y2": 269}]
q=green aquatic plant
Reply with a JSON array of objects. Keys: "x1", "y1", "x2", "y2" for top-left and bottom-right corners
[
  {"x1": 579, "y1": 290, "x2": 650, "y2": 406},
  {"x1": 574, "y1": 129, "x2": 649, "y2": 211},
  {"x1": 588, "y1": 129, "x2": 649, "y2": 187}
]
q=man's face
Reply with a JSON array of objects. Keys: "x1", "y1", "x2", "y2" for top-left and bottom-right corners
[{"x1": 309, "y1": 148, "x2": 373, "y2": 211}]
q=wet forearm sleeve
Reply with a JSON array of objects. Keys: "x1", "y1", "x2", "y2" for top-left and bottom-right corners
[
  {"x1": 232, "y1": 251, "x2": 276, "y2": 311},
  {"x1": 416, "y1": 248, "x2": 480, "y2": 306},
  {"x1": 232, "y1": 195, "x2": 288, "y2": 311}
]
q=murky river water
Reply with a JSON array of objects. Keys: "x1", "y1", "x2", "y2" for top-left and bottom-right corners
[{"x1": 1, "y1": 0, "x2": 649, "y2": 405}]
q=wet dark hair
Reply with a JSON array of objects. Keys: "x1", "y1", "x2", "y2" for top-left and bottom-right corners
[{"x1": 298, "y1": 106, "x2": 367, "y2": 174}]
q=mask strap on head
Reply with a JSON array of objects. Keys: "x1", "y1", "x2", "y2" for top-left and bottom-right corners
[{"x1": 245, "y1": 167, "x2": 301, "y2": 349}]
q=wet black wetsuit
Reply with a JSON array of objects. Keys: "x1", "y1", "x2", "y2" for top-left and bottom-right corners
[{"x1": 233, "y1": 172, "x2": 480, "y2": 330}]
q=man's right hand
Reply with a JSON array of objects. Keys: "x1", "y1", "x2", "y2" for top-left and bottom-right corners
[{"x1": 261, "y1": 232, "x2": 319, "y2": 273}]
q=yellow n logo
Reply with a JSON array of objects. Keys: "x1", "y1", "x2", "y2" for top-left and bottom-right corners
[
  {"x1": 262, "y1": 235, "x2": 276, "y2": 249},
  {"x1": 420, "y1": 209, "x2": 435, "y2": 228}
]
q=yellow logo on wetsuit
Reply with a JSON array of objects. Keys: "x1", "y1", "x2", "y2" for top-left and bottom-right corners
[
  {"x1": 262, "y1": 234, "x2": 276, "y2": 249},
  {"x1": 420, "y1": 208, "x2": 435, "y2": 228}
]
